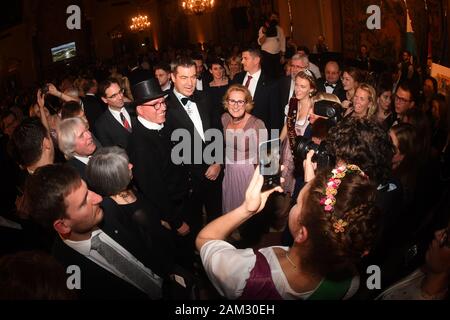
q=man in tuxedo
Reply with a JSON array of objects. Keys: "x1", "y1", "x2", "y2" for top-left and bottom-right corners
[
  {"x1": 58, "y1": 117, "x2": 98, "y2": 181},
  {"x1": 165, "y1": 57, "x2": 223, "y2": 237},
  {"x1": 23, "y1": 164, "x2": 169, "y2": 299},
  {"x1": 192, "y1": 54, "x2": 211, "y2": 91},
  {"x1": 80, "y1": 77, "x2": 106, "y2": 129},
  {"x1": 316, "y1": 60, "x2": 346, "y2": 102},
  {"x1": 232, "y1": 47, "x2": 282, "y2": 131},
  {"x1": 95, "y1": 78, "x2": 137, "y2": 149}
]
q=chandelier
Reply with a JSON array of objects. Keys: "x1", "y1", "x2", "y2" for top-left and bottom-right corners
[
  {"x1": 129, "y1": 14, "x2": 151, "y2": 32},
  {"x1": 181, "y1": 0, "x2": 214, "y2": 15}
]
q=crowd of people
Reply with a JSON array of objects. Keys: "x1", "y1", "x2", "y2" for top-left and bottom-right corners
[{"x1": 0, "y1": 17, "x2": 449, "y2": 300}]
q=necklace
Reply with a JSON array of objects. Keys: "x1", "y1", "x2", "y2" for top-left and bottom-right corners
[{"x1": 285, "y1": 250, "x2": 298, "y2": 269}]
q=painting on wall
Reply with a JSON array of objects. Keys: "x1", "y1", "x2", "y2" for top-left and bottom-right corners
[{"x1": 431, "y1": 63, "x2": 450, "y2": 96}]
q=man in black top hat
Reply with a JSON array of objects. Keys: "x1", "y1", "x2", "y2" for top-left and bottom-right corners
[{"x1": 127, "y1": 79, "x2": 191, "y2": 241}]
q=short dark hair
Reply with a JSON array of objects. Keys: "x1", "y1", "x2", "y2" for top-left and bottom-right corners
[
  {"x1": 0, "y1": 110, "x2": 17, "y2": 132},
  {"x1": 242, "y1": 46, "x2": 262, "y2": 59},
  {"x1": 82, "y1": 77, "x2": 97, "y2": 94},
  {"x1": 60, "y1": 101, "x2": 83, "y2": 120},
  {"x1": 98, "y1": 78, "x2": 120, "y2": 98},
  {"x1": 22, "y1": 164, "x2": 81, "y2": 230},
  {"x1": 154, "y1": 63, "x2": 171, "y2": 73},
  {"x1": 396, "y1": 80, "x2": 419, "y2": 104},
  {"x1": 297, "y1": 45, "x2": 310, "y2": 56},
  {"x1": 327, "y1": 118, "x2": 394, "y2": 185},
  {"x1": 171, "y1": 57, "x2": 196, "y2": 74},
  {"x1": 8, "y1": 117, "x2": 48, "y2": 167}
]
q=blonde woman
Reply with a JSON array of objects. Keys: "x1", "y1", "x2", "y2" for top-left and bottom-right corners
[{"x1": 345, "y1": 83, "x2": 377, "y2": 119}]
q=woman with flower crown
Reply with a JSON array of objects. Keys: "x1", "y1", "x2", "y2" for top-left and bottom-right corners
[{"x1": 196, "y1": 151, "x2": 381, "y2": 300}]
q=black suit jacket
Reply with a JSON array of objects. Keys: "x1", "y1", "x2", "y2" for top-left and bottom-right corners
[
  {"x1": 233, "y1": 71, "x2": 283, "y2": 131},
  {"x1": 127, "y1": 120, "x2": 189, "y2": 229},
  {"x1": 52, "y1": 206, "x2": 168, "y2": 300},
  {"x1": 81, "y1": 94, "x2": 107, "y2": 129},
  {"x1": 165, "y1": 91, "x2": 222, "y2": 181},
  {"x1": 279, "y1": 75, "x2": 293, "y2": 110},
  {"x1": 94, "y1": 104, "x2": 137, "y2": 149},
  {"x1": 316, "y1": 78, "x2": 346, "y2": 103}
]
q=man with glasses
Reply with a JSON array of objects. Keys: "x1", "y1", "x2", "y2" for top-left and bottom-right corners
[
  {"x1": 393, "y1": 81, "x2": 417, "y2": 125},
  {"x1": 127, "y1": 79, "x2": 193, "y2": 266},
  {"x1": 95, "y1": 78, "x2": 137, "y2": 149}
]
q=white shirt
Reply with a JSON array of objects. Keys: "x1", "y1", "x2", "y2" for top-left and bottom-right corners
[
  {"x1": 138, "y1": 116, "x2": 164, "y2": 131},
  {"x1": 258, "y1": 25, "x2": 286, "y2": 54},
  {"x1": 63, "y1": 229, "x2": 163, "y2": 295},
  {"x1": 308, "y1": 62, "x2": 321, "y2": 79},
  {"x1": 196, "y1": 78, "x2": 203, "y2": 91},
  {"x1": 161, "y1": 81, "x2": 171, "y2": 92},
  {"x1": 243, "y1": 69, "x2": 262, "y2": 99},
  {"x1": 173, "y1": 88, "x2": 205, "y2": 141},
  {"x1": 108, "y1": 106, "x2": 132, "y2": 129},
  {"x1": 73, "y1": 155, "x2": 90, "y2": 165}
]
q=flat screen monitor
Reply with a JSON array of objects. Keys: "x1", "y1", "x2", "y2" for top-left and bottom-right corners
[{"x1": 51, "y1": 42, "x2": 76, "y2": 62}]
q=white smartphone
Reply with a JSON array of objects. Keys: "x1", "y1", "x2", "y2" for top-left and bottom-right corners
[{"x1": 259, "y1": 138, "x2": 281, "y2": 191}]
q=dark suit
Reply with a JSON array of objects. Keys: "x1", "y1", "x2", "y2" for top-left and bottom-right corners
[
  {"x1": 94, "y1": 104, "x2": 137, "y2": 149},
  {"x1": 316, "y1": 78, "x2": 346, "y2": 102},
  {"x1": 233, "y1": 71, "x2": 283, "y2": 131},
  {"x1": 279, "y1": 75, "x2": 293, "y2": 111},
  {"x1": 127, "y1": 120, "x2": 189, "y2": 230},
  {"x1": 81, "y1": 94, "x2": 107, "y2": 129},
  {"x1": 52, "y1": 207, "x2": 168, "y2": 300},
  {"x1": 66, "y1": 158, "x2": 87, "y2": 182},
  {"x1": 165, "y1": 91, "x2": 223, "y2": 235}
]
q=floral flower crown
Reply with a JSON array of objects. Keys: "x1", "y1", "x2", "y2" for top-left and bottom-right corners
[{"x1": 320, "y1": 164, "x2": 368, "y2": 233}]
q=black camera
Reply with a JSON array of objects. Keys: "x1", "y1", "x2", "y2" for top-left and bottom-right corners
[
  {"x1": 41, "y1": 84, "x2": 49, "y2": 95},
  {"x1": 313, "y1": 100, "x2": 342, "y2": 125},
  {"x1": 294, "y1": 136, "x2": 334, "y2": 169}
]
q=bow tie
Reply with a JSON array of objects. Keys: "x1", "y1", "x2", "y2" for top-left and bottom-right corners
[
  {"x1": 324, "y1": 82, "x2": 336, "y2": 88},
  {"x1": 181, "y1": 97, "x2": 192, "y2": 106}
]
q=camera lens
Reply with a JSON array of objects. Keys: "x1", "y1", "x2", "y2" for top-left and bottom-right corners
[{"x1": 294, "y1": 136, "x2": 319, "y2": 160}]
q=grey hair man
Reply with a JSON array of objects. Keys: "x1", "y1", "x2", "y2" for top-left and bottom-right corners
[{"x1": 58, "y1": 117, "x2": 98, "y2": 180}]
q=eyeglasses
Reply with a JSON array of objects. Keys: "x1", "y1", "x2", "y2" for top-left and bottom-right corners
[
  {"x1": 227, "y1": 99, "x2": 246, "y2": 106},
  {"x1": 394, "y1": 95, "x2": 411, "y2": 104},
  {"x1": 142, "y1": 100, "x2": 166, "y2": 110},
  {"x1": 106, "y1": 88, "x2": 124, "y2": 99},
  {"x1": 439, "y1": 227, "x2": 449, "y2": 248}
]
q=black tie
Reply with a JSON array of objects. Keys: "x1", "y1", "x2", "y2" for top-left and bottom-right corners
[
  {"x1": 324, "y1": 82, "x2": 336, "y2": 89},
  {"x1": 181, "y1": 97, "x2": 191, "y2": 106}
]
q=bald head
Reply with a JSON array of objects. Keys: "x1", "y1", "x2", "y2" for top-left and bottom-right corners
[{"x1": 324, "y1": 61, "x2": 340, "y2": 84}]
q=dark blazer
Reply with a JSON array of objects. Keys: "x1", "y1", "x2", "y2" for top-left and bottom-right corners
[
  {"x1": 165, "y1": 91, "x2": 222, "y2": 180},
  {"x1": 233, "y1": 71, "x2": 283, "y2": 131},
  {"x1": 81, "y1": 94, "x2": 107, "y2": 129},
  {"x1": 127, "y1": 120, "x2": 189, "y2": 230},
  {"x1": 279, "y1": 75, "x2": 293, "y2": 110},
  {"x1": 52, "y1": 206, "x2": 167, "y2": 300},
  {"x1": 316, "y1": 78, "x2": 347, "y2": 103},
  {"x1": 94, "y1": 104, "x2": 137, "y2": 149},
  {"x1": 67, "y1": 158, "x2": 87, "y2": 182}
]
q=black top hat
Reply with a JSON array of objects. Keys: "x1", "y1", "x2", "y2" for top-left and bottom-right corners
[{"x1": 132, "y1": 79, "x2": 166, "y2": 105}]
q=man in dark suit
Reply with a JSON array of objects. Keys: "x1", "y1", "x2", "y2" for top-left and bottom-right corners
[
  {"x1": 316, "y1": 60, "x2": 346, "y2": 102},
  {"x1": 95, "y1": 78, "x2": 137, "y2": 149},
  {"x1": 154, "y1": 63, "x2": 173, "y2": 93},
  {"x1": 165, "y1": 57, "x2": 223, "y2": 237},
  {"x1": 127, "y1": 79, "x2": 190, "y2": 237},
  {"x1": 232, "y1": 47, "x2": 282, "y2": 131},
  {"x1": 23, "y1": 164, "x2": 168, "y2": 299},
  {"x1": 80, "y1": 77, "x2": 106, "y2": 129},
  {"x1": 58, "y1": 117, "x2": 98, "y2": 181}
]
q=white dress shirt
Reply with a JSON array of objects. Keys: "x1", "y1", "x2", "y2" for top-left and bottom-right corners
[
  {"x1": 173, "y1": 88, "x2": 205, "y2": 141},
  {"x1": 108, "y1": 106, "x2": 132, "y2": 129},
  {"x1": 243, "y1": 69, "x2": 262, "y2": 99},
  {"x1": 196, "y1": 78, "x2": 203, "y2": 91},
  {"x1": 138, "y1": 116, "x2": 164, "y2": 131},
  {"x1": 73, "y1": 155, "x2": 90, "y2": 165},
  {"x1": 64, "y1": 229, "x2": 162, "y2": 295}
]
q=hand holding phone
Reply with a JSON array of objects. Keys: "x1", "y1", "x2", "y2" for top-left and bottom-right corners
[{"x1": 259, "y1": 138, "x2": 281, "y2": 191}]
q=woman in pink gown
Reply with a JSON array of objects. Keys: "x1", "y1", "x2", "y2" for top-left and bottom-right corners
[{"x1": 221, "y1": 84, "x2": 267, "y2": 213}]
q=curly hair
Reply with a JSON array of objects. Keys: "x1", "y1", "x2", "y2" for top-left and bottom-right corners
[
  {"x1": 299, "y1": 169, "x2": 380, "y2": 279},
  {"x1": 327, "y1": 118, "x2": 393, "y2": 185}
]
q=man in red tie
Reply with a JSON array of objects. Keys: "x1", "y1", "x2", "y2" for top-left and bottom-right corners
[
  {"x1": 95, "y1": 78, "x2": 137, "y2": 149},
  {"x1": 232, "y1": 47, "x2": 282, "y2": 131}
]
